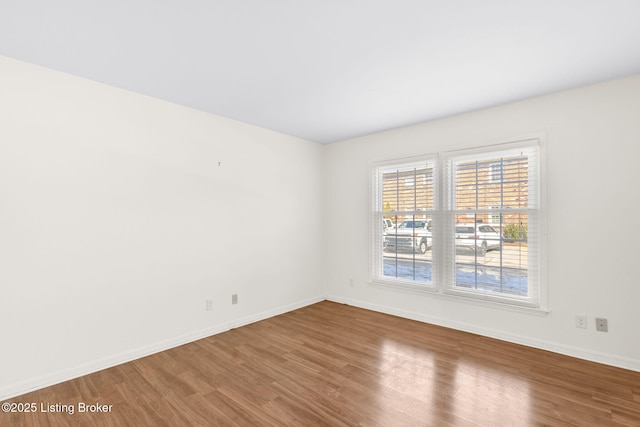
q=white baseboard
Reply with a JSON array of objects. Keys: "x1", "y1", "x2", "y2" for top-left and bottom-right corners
[
  {"x1": 0, "y1": 295, "x2": 325, "y2": 401},
  {"x1": 326, "y1": 294, "x2": 640, "y2": 373}
]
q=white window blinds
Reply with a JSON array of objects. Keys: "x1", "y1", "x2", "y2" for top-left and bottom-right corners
[
  {"x1": 371, "y1": 139, "x2": 544, "y2": 309},
  {"x1": 372, "y1": 158, "x2": 436, "y2": 286},
  {"x1": 443, "y1": 142, "x2": 541, "y2": 307}
]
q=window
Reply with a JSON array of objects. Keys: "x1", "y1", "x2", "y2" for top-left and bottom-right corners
[
  {"x1": 489, "y1": 206, "x2": 501, "y2": 224},
  {"x1": 372, "y1": 139, "x2": 544, "y2": 309},
  {"x1": 373, "y1": 158, "x2": 435, "y2": 286},
  {"x1": 489, "y1": 162, "x2": 503, "y2": 183}
]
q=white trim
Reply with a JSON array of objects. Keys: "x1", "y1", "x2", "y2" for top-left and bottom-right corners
[
  {"x1": 371, "y1": 154, "x2": 438, "y2": 170},
  {"x1": 326, "y1": 295, "x2": 640, "y2": 373},
  {"x1": 369, "y1": 278, "x2": 436, "y2": 294},
  {"x1": 370, "y1": 156, "x2": 437, "y2": 287},
  {"x1": 0, "y1": 295, "x2": 325, "y2": 401},
  {"x1": 440, "y1": 134, "x2": 544, "y2": 158},
  {"x1": 369, "y1": 279, "x2": 549, "y2": 315},
  {"x1": 371, "y1": 136, "x2": 546, "y2": 309}
]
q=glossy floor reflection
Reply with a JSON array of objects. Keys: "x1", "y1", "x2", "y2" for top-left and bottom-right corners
[
  {"x1": 2, "y1": 301, "x2": 639, "y2": 426},
  {"x1": 372, "y1": 338, "x2": 532, "y2": 426}
]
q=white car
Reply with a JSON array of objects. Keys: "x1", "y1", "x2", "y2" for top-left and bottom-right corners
[
  {"x1": 455, "y1": 223, "x2": 501, "y2": 255},
  {"x1": 384, "y1": 219, "x2": 431, "y2": 254}
]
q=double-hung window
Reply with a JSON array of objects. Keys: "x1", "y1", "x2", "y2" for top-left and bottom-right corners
[
  {"x1": 372, "y1": 138, "x2": 544, "y2": 309},
  {"x1": 373, "y1": 157, "x2": 436, "y2": 287}
]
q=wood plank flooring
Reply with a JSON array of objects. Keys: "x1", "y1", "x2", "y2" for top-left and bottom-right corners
[{"x1": 2, "y1": 301, "x2": 639, "y2": 426}]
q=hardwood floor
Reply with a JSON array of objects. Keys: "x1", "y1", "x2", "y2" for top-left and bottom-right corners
[{"x1": 2, "y1": 301, "x2": 639, "y2": 426}]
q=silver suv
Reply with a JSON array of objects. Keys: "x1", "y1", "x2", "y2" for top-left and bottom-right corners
[{"x1": 455, "y1": 223, "x2": 501, "y2": 255}]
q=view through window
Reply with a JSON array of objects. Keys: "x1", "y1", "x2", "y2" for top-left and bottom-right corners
[
  {"x1": 373, "y1": 141, "x2": 542, "y2": 308},
  {"x1": 380, "y1": 162, "x2": 435, "y2": 284}
]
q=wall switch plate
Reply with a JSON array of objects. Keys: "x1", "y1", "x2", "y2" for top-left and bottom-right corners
[
  {"x1": 596, "y1": 318, "x2": 608, "y2": 332},
  {"x1": 575, "y1": 314, "x2": 587, "y2": 329},
  {"x1": 232, "y1": 294, "x2": 238, "y2": 305}
]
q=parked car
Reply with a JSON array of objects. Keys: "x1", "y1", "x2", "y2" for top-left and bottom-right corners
[
  {"x1": 384, "y1": 219, "x2": 431, "y2": 254},
  {"x1": 455, "y1": 223, "x2": 501, "y2": 255},
  {"x1": 383, "y1": 218, "x2": 395, "y2": 232}
]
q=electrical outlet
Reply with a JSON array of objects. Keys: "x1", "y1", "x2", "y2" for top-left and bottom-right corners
[
  {"x1": 596, "y1": 318, "x2": 608, "y2": 332},
  {"x1": 205, "y1": 299, "x2": 213, "y2": 311},
  {"x1": 232, "y1": 294, "x2": 238, "y2": 305},
  {"x1": 575, "y1": 314, "x2": 587, "y2": 329}
]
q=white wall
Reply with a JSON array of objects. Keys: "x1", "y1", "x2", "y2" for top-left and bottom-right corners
[
  {"x1": 2, "y1": 54, "x2": 638, "y2": 401},
  {"x1": 0, "y1": 56, "x2": 325, "y2": 399},
  {"x1": 324, "y1": 74, "x2": 640, "y2": 371}
]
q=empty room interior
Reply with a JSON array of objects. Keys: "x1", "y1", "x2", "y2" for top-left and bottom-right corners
[{"x1": 1, "y1": 1, "x2": 640, "y2": 426}]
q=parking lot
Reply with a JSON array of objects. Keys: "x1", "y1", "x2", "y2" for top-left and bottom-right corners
[
  {"x1": 383, "y1": 243, "x2": 529, "y2": 296},
  {"x1": 383, "y1": 243, "x2": 528, "y2": 269}
]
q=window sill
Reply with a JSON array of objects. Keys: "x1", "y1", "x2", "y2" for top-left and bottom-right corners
[
  {"x1": 369, "y1": 278, "x2": 437, "y2": 295},
  {"x1": 368, "y1": 279, "x2": 549, "y2": 316}
]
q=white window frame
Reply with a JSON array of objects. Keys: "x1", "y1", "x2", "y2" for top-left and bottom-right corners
[
  {"x1": 371, "y1": 156, "x2": 437, "y2": 291},
  {"x1": 370, "y1": 137, "x2": 546, "y2": 311}
]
